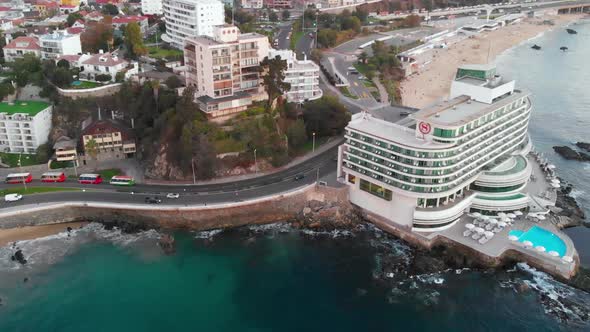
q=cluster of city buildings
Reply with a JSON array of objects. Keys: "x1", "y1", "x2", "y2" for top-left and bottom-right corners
[{"x1": 338, "y1": 64, "x2": 533, "y2": 231}]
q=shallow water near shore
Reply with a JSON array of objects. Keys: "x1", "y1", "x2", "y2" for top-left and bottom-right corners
[{"x1": 1, "y1": 223, "x2": 590, "y2": 332}]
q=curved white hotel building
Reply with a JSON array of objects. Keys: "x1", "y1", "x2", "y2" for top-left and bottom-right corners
[{"x1": 337, "y1": 64, "x2": 533, "y2": 232}]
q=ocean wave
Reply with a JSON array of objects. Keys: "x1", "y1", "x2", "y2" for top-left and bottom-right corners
[
  {"x1": 0, "y1": 223, "x2": 160, "y2": 271},
  {"x1": 246, "y1": 222, "x2": 292, "y2": 234},
  {"x1": 517, "y1": 263, "x2": 590, "y2": 324},
  {"x1": 194, "y1": 229, "x2": 224, "y2": 239},
  {"x1": 569, "y1": 188, "x2": 585, "y2": 200}
]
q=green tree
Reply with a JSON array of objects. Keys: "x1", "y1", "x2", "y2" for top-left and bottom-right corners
[
  {"x1": 0, "y1": 82, "x2": 15, "y2": 101},
  {"x1": 286, "y1": 119, "x2": 307, "y2": 149},
  {"x1": 260, "y1": 55, "x2": 290, "y2": 108},
  {"x1": 67, "y1": 12, "x2": 83, "y2": 26},
  {"x1": 102, "y1": 4, "x2": 119, "y2": 15},
  {"x1": 302, "y1": 96, "x2": 351, "y2": 137},
  {"x1": 85, "y1": 138, "x2": 99, "y2": 170},
  {"x1": 164, "y1": 75, "x2": 182, "y2": 89},
  {"x1": 317, "y1": 29, "x2": 337, "y2": 48},
  {"x1": 52, "y1": 67, "x2": 74, "y2": 87},
  {"x1": 269, "y1": 11, "x2": 279, "y2": 22},
  {"x1": 353, "y1": 8, "x2": 368, "y2": 23},
  {"x1": 341, "y1": 16, "x2": 361, "y2": 32},
  {"x1": 124, "y1": 22, "x2": 147, "y2": 58},
  {"x1": 115, "y1": 71, "x2": 125, "y2": 82},
  {"x1": 35, "y1": 143, "x2": 51, "y2": 164},
  {"x1": 282, "y1": 9, "x2": 290, "y2": 20},
  {"x1": 57, "y1": 59, "x2": 70, "y2": 69},
  {"x1": 95, "y1": 74, "x2": 112, "y2": 82}
]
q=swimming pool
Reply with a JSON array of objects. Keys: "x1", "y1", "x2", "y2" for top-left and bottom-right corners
[{"x1": 509, "y1": 226, "x2": 567, "y2": 257}]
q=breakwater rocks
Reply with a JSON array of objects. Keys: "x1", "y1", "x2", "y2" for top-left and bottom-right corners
[
  {"x1": 554, "y1": 183, "x2": 586, "y2": 228},
  {"x1": 294, "y1": 197, "x2": 362, "y2": 230},
  {"x1": 553, "y1": 145, "x2": 590, "y2": 161}
]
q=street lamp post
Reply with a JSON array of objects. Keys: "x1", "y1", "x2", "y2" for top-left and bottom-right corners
[
  {"x1": 312, "y1": 132, "x2": 316, "y2": 153},
  {"x1": 191, "y1": 157, "x2": 196, "y2": 184},
  {"x1": 18, "y1": 153, "x2": 26, "y2": 191},
  {"x1": 254, "y1": 149, "x2": 258, "y2": 174}
]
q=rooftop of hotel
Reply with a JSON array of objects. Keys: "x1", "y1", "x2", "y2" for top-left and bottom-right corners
[
  {"x1": 39, "y1": 30, "x2": 76, "y2": 40},
  {"x1": 187, "y1": 32, "x2": 266, "y2": 46},
  {"x1": 347, "y1": 112, "x2": 452, "y2": 149},
  {"x1": 0, "y1": 101, "x2": 50, "y2": 116},
  {"x1": 411, "y1": 88, "x2": 528, "y2": 128}
]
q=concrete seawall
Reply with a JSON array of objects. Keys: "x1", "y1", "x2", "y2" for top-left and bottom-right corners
[{"x1": 0, "y1": 185, "x2": 351, "y2": 231}]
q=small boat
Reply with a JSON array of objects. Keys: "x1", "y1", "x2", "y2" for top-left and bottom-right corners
[
  {"x1": 531, "y1": 44, "x2": 541, "y2": 50},
  {"x1": 560, "y1": 46, "x2": 568, "y2": 51},
  {"x1": 566, "y1": 28, "x2": 577, "y2": 34}
]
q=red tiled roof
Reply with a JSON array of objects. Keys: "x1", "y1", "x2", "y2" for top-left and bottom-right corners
[
  {"x1": 56, "y1": 54, "x2": 82, "y2": 62},
  {"x1": 82, "y1": 119, "x2": 134, "y2": 142},
  {"x1": 78, "y1": 10, "x2": 88, "y2": 16},
  {"x1": 82, "y1": 52, "x2": 127, "y2": 67},
  {"x1": 0, "y1": 6, "x2": 10, "y2": 11},
  {"x1": 112, "y1": 15, "x2": 148, "y2": 24},
  {"x1": 60, "y1": 4, "x2": 76, "y2": 8},
  {"x1": 95, "y1": 0, "x2": 120, "y2": 4},
  {"x1": 66, "y1": 27, "x2": 84, "y2": 34},
  {"x1": 4, "y1": 36, "x2": 41, "y2": 50}
]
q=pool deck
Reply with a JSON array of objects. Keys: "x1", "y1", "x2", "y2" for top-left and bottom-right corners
[{"x1": 366, "y1": 153, "x2": 579, "y2": 280}]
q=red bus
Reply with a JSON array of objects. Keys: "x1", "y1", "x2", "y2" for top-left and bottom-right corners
[
  {"x1": 78, "y1": 173, "x2": 103, "y2": 184},
  {"x1": 5, "y1": 173, "x2": 33, "y2": 184},
  {"x1": 41, "y1": 171, "x2": 66, "y2": 183}
]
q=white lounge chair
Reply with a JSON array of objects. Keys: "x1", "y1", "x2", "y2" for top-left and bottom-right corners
[
  {"x1": 485, "y1": 224, "x2": 494, "y2": 231},
  {"x1": 463, "y1": 230, "x2": 473, "y2": 237},
  {"x1": 479, "y1": 237, "x2": 490, "y2": 244},
  {"x1": 472, "y1": 233, "x2": 482, "y2": 240},
  {"x1": 493, "y1": 228, "x2": 502, "y2": 233}
]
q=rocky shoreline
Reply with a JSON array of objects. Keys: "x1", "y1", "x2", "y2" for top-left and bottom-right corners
[
  {"x1": 553, "y1": 182, "x2": 587, "y2": 229},
  {"x1": 553, "y1": 142, "x2": 590, "y2": 162}
]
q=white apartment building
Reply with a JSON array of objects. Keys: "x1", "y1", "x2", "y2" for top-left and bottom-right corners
[
  {"x1": 39, "y1": 30, "x2": 82, "y2": 60},
  {"x1": 241, "y1": 0, "x2": 262, "y2": 8},
  {"x1": 0, "y1": 101, "x2": 53, "y2": 154},
  {"x1": 162, "y1": 0, "x2": 225, "y2": 49},
  {"x1": 268, "y1": 49, "x2": 322, "y2": 103},
  {"x1": 337, "y1": 64, "x2": 533, "y2": 232},
  {"x1": 184, "y1": 25, "x2": 269, "y2": 118},
  {"x1": 141, "y1": 0, "x2": 163, "y2": 15}
]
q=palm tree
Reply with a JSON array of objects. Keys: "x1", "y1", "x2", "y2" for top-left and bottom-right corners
[{"x1": 85, "y1": 138, "x2": 99, "y2": 170}]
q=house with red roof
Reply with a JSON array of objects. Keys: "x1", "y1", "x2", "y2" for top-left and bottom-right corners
[
  {"x1": 112, "y1": 15, "x2": 148, "y2": 34},
  {"x1": 85, "y1": 10, "x2": 104, "y2": 22},
  {"x1": 59, "y1": 4, "x2": 79, "y2": 14},
  {"x1": 3, "y1": 36, "x2": 41, "y2": 62},
  {"x1": 34, "y1": 1, "x2": 60, "y2": 17},
  {"x1": 81, "y1": 118, "x2": 136, "y2": 161}
]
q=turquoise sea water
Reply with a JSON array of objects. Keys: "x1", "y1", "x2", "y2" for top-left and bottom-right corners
[
  {"x1": 1, "y1": 19, "x2": 590, "y2": 332},
  {"x1": 509, "y1": 226, "x2": 567, "y2": 256}
]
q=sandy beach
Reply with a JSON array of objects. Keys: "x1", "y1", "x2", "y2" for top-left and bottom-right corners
[
  {"x1": 0, "y1": 222, "x2": 88, "y2": 247},
  {"x1": 400, "y1": 14, "x2": 586, "y2": 108}
]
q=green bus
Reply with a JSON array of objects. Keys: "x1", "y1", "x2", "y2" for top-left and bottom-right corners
[{"x1": 109, "y1": 176, "x2": 136, "y2": 186}]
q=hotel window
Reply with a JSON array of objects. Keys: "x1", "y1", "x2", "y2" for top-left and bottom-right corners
[
  {"x1": 360, "y1": 179, "x2": 392, "y2": 201},
  {"x1": 348, "y1": 174, "x2": 356, "y2": 184}
]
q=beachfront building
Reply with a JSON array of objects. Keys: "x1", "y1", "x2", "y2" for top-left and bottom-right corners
[
  {"x1": 162, "y1": 0, "x2": 225, "y2": 49},
  {"x1": 39, "y1": 30, "x2": 82, "y2": 60},
  {"x1": 268, "y1": 49, "x2": 322, "y2": 103},
  {"x1": 184, "y1": 24, "x2": 269, "y2": 119},
  {"x1": 2, "y1": 36, "x2": 41, "y2": 62},
  {"x1": 141, "y1": 0, "x2": 163, "y2": 15},
  {"x1": 337, "y1": 64, "x2": 533, "y2": 232},
  {"x1": 0, "y1": 101, "x2": 53, "y2": 154}
]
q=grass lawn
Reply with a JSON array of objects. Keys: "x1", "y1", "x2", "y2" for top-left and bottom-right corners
[
  {"x1": 98, "y1": 169, "x2": 122, "y2": 181},
  {"x1": 50, "y1": 160, "x2": 75, "y2": 169},
  {"x1": 363, "y1": 80, "x2": 376, "y2": 88},
  {"x1": 354, "y1": 63, "x2": 372, "y2": 76},
  {"x1": 0, "y1": 153, "x2": 39, "y2": 167},
  {"x1": 69, "y1": 80, "x2": 103, "y2": 89},
  {"x1": 0, "y1": 187, "x2": 80, "y2": 196},
  {"x1": 290, "y1": 31, "x2": 303, "y2": 51},
  {"x1": 214, "y1": 138, "x2": 246, "y2": 154},
  {"x1": 339, "y1": 86, "x2": 359, "y2": 99},
  {"x1": 0, "y1": 100, "x2": 51, "y2": 116},
  {"x1": 147, "y1": 46, "x2": 183, "y2": 59}
]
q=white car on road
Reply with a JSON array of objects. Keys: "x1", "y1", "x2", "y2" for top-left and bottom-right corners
[
  {"x1": 5, "y1": 193, "x2": 22, "y2": 202},
  {"x1": 166, "y1": 193, "x2": 180, "y2": 199}
]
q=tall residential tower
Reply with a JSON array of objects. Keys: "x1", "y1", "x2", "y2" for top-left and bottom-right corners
[{"x1": 162, "y1": 0, "x2": 225, "y2": 49}]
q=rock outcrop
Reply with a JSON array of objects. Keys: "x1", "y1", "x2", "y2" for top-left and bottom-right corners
[
  {"x1": 554, "y1": 183, "x2": 586, "y2": 228},
  {"x1": 294, "y1": 197, "x2": 361, "y2": 230},
  {"x1": 553, "y1": 146, "x2": 590, "y2": 161},
  {"x1": 158, "y1": 234, "x2": 176, "y2": 255},
  {"x1": 11, "y1": 250, "x2": 27, "y2": 265},
  {"x1": 576, "y1": 142, "x2": 590, "y2": 153}
]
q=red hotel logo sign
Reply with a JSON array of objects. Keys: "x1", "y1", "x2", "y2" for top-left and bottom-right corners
[{"x1": 418, "y1": 122, "x2": 431, "y2": 135}]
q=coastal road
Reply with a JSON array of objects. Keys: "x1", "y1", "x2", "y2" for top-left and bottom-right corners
[
  {"x1": 277, "y1": 22, "x2": 293, "y2": 50},
  {"x1": 0, "y1": 145, "x2": 340, "y2": 208}
]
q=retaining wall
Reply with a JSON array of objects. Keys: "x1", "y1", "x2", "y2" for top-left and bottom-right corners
[{"x1": 56, "y1": 84, "x2": 122, "y2": 99}]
